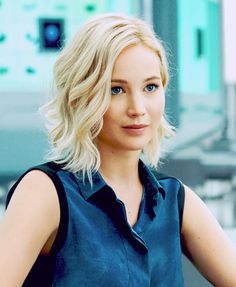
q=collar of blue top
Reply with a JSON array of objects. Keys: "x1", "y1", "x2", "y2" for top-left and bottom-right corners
[{"x1": 74, "y1": 160, "x2": 165, "y2": 220}]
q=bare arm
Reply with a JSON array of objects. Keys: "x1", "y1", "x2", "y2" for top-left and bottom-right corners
[
  {"x1": 181, "y1": 185, "x2": 236, "y2": 287},
  {"x1": 0, "y1": 170, "x2": 60, "y2": 287}
]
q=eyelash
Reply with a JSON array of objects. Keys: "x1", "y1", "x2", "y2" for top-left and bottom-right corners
[{"x1": 111, "y1": 84, "x2": 159, "y2": 95}]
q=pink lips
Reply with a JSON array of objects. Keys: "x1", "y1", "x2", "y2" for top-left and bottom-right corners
[{"x1": 122, "y1": 124, "x2": 148, "y2": 135}]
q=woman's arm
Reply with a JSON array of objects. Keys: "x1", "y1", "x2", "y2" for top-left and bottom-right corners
[
  {"x1": 0, "y1": 170, "x2": 60, "y2": 287},
  {"x1": 181, "y1": 185, "x2": 236, "y2": 287}
]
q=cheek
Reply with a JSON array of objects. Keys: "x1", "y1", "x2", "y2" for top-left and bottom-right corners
[
  {"x1": 103, "y1": 99, "x2": 123, "y2": 123},
  {"x1": 149, "y1": 96, "x2": 165, "y2": 121},
  {"x1": 101, "y1": 106, "x2": 118, "y2": 130}
]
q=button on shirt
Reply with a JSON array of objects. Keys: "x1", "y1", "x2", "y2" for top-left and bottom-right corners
[{"x1": 51, "y1": 160, "x2": 185, "y2": 286}]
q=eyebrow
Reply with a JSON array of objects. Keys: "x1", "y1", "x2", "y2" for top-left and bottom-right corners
[{"x1": 111, "y1": 76, "x2": 161, "y2": 83}]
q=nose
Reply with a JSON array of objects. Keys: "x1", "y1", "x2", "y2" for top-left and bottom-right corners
[{"x1": 127, "y1": 92, "x2": 146, "y2": 117}]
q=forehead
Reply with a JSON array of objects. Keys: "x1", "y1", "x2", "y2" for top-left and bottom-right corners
[{"x1": 112, "y1": 44, "x2": 161, "y2": 78}]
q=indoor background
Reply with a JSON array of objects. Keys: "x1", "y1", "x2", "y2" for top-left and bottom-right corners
[{"x1": 0, "y1": 0, "x2": 235, "y2": 286}]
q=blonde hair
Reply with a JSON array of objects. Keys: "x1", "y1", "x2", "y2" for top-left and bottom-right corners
[{"x1": 41, "y1": 13, "x2": 174, "y2": 181}]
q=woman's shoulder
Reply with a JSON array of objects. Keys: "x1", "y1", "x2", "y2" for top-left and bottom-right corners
[
  {"x1": 5, "y1": 164, "x2": 61, "y2": 229},
  {"x1": 6, "y1": 162, "x2": 64, "y2": 208}
]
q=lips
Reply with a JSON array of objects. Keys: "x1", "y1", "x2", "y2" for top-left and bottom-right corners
[
  {"x1": 122, "y1": 124, "x2": 149, "y2": 136},
  {"x1": 123, "y1": 124, "x2": 148, "y2": 129}
]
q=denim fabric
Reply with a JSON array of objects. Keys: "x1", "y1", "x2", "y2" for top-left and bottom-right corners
[{"x1": 52, "y1": 161, "x2": 185, "y2": 286}]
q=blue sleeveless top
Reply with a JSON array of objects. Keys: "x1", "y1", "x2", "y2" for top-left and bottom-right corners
[{"x1": 6, "y1": 161, "x2": 185, "y2": 286}]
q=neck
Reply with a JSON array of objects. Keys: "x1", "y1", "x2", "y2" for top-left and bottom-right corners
[{"x1": 99, "y1": 149, "x2": 141, "y2": 188}]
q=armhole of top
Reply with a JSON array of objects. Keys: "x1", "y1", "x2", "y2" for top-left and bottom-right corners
[
  {"x1": 177, "y1": 181, "x2": 185, "y2": 232},
  {"x1": 5, "y1": 162, "x2": 69, "y2": 256}
]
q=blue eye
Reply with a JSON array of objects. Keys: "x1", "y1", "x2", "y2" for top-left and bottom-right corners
[
  {"x1": 111, "y1": 86, "x2": 123, "y2": 95},
  {"x1": 145, "y1": 84, "x2": 158, "y2": 92}
]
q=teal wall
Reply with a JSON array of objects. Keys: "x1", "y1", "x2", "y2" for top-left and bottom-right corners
[
  {"x1": 178, "y1": 0, "x2": 208, "y2": 95},
  {"x1": 207, "y1": 0, "x2": 221, "y2": 91},
  {"x1": 178, "y1": 0, "x2": 221, "y2": 95},
  {"x1": 177, "y1": 0, "x2": 222, "y2": 121}
]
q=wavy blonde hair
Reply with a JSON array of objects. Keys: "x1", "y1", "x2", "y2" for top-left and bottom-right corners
[{"x1": 41, "y1": 13, "x2": 174, "y2": 180}]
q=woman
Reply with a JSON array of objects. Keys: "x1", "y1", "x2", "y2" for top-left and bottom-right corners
[{"x1": 1, "y1": 13, "x2": 235, "y2": 286}]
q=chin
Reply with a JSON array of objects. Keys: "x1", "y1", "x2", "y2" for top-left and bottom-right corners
[{"x1": 122, "y1": 142, "x2": 149, "y2": 151}]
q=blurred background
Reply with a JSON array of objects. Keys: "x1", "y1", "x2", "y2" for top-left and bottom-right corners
[{"x1": 0, "y1": 0, "x2": 235, "y2": 286}]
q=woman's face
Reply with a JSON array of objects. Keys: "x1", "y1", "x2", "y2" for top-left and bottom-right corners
[{"x1": 96, "y1": 44, "x2": 165, "y2": 155}]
